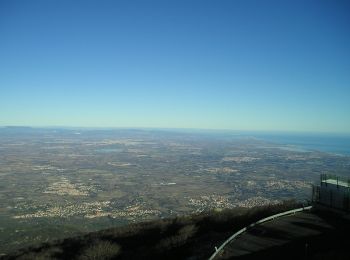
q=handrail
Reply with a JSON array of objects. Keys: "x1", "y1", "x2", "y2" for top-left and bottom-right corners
[{"x1": 208, "y1": 206, "x2": 312, "y2": 260}]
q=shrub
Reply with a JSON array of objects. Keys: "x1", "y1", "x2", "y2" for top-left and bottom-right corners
[
  {"x1": 78, "y1": 240, "x2": 121, "y2": 260},
  {"x1": 15, "y1": 246, "x2": 62, "y2": 260},
  {"x1": 156, "y1": 224, "x2": 198, "y2": 251}
]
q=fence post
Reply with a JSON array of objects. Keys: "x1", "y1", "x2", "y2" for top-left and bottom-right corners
[{"x1": 337, "y1": 176, "x2": 339, "y2": 188}]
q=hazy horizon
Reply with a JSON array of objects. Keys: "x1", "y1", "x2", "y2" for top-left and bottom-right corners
[{"x1": 2, "y1": 125, "x2": 350, "y2": 136}]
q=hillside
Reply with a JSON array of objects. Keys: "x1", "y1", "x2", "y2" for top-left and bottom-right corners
[
  {"x1": 1, "y1": 201, "x2": 301, "y2": 259},
  {"x1": 2, "y1": 201, "x2": 350, "y2": 260}
]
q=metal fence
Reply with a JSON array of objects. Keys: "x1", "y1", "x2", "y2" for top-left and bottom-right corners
[
  {"x1": 313, "y1": 174, "x2": 350, "y2": 211},
  {"x1": 320, "y1": 174, "x2": 350, "y2": 188}
]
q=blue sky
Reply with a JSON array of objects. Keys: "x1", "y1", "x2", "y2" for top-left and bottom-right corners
[{"x1": 1, "y1": 0, "x2": 349, "y2": 133}]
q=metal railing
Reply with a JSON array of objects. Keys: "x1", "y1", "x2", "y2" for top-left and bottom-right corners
[
  {"x1": 320, "y1": 174, "x2": 350, "y2": 187},
  {"x1": 208, "y1": 206, "x2": 313, "y2": 260}
]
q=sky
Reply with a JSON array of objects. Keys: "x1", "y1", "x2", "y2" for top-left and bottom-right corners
[{"x1": 1, "y1": 0, "x2": 350, "y2": 133}]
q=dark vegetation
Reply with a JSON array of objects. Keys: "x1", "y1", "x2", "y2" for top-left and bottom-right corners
[
  {"x1": 2, "y1": 200, "x2": 301, "y2": 260},
  {"x1": 6, "y1": 201, "x2": 350, "y2": 260}
]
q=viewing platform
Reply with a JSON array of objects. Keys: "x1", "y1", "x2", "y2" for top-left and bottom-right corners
[{"x1": 312, "y1": 174, "x2": 350, "y2": 212}]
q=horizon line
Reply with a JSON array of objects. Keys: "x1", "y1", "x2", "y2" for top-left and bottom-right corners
[{"x1": 1, "y1": 125, "x2": 350, "y2": 136}]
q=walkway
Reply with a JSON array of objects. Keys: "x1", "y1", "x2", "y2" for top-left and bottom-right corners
[{"x1": 216, "y1": 211, "x2": 334, "y2": 259}]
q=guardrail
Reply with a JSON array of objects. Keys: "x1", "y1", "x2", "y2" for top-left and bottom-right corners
[{"x1": 208, "y1": 205, "x2": 313, "y2": 260}]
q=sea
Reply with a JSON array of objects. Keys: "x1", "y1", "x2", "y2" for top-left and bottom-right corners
[
  {"x1": 252, "y1": 132, "x2": 350, "y2": 156},
  {"x1": 163, "y1": 128, "x2": 350, "y2": 156}
]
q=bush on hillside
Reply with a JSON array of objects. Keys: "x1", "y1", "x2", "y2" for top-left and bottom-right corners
[{"x1": 78, "y1": 240, "x2": 121, "y2": 260}]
